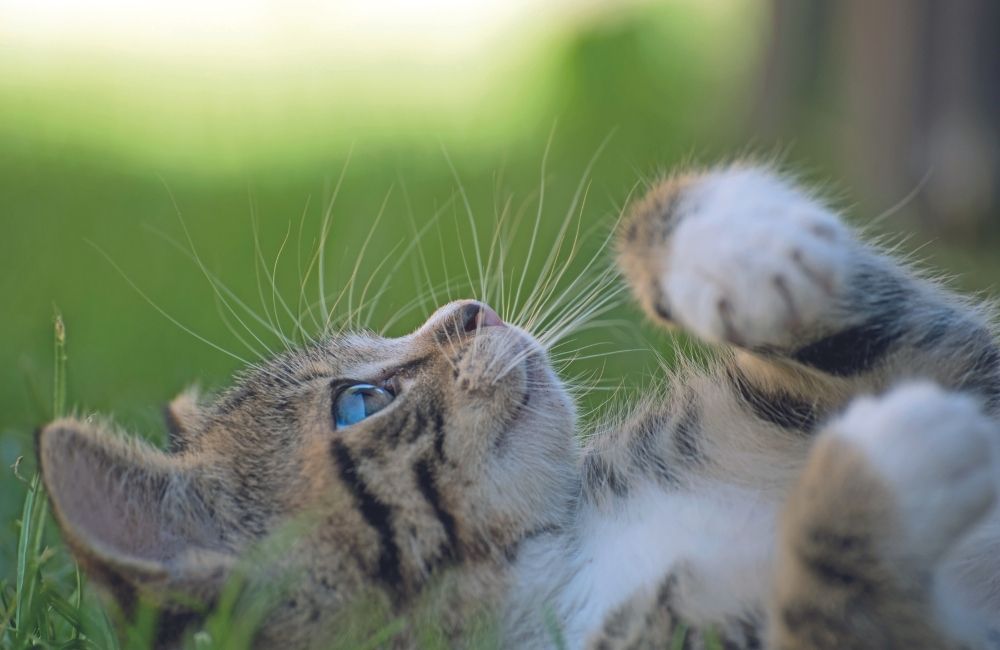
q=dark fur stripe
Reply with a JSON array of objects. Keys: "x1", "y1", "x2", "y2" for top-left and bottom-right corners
[
  {"x1": 406, "y1": 410, "x2": 427, "y2": 444},
  {"x1": 673, "y1": 401, "x2": 702, "y2": 463},
  {"x1": 432, "y1": 410, "x2": 447, "y2": 462},
  {"x1": 728, "y1": 369, "x2": 820, "y2": 433},
  {"x1": 583, "y1": 453, "x2": 629, "y2": 498},
  {"x1": 413, "y1": 459, "x2": 460, "y2": 559},
  {"x1": 627, "y1": 407, "x2": 678, "y2": 486},
  {"x1": 656, "y1": 573, "x2": 685, "y2": 649},
  {"x1": 781, "y1": 603, "x2": 845, "y2": 639},
  {"x1": 330, "y1": 440, "x2": 402, "y2": 587},
  {"x1": 383, "y1": 414, "x2": 412, "y2": 447},
  {"x1": 391, "y1": 353, "x2": 433, "y2": 377},
  {"x1": 915, "y1": 315, "x2": 952, "y2": 348},
  {"x1": 792, "y1": 320, "x2": 901, "y2": 377},
  {"x1": 798, "y1": 552, "x2": 875, "y2": 595},
  {"x1": 799, "y1": 528, "x2": 876, "y2": 594}
]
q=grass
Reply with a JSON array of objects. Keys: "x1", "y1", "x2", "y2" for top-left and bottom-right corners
[{"x1": 2, "y1": 312, "x2": 107, "y2": 649}]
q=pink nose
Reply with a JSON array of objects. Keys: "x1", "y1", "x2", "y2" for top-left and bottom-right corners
[{"x1": 462, "y1": 302, "x2": 504, "y2": 332}]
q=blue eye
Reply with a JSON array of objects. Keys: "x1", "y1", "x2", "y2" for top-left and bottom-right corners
[{"x1": 333, "y1": 383, "x2": 395, "y2": 428}]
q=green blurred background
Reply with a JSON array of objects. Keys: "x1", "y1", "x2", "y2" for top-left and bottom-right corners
[{"x1": 2, "y1": 0, "x2": 998, "y2": 579}]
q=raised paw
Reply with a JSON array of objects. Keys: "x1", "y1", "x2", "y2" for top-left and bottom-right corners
[
  {"x1": 618, "y1": 166, "x2": 853, "y2": 349},
  {"x1": 835, "y1": 383, "x2": 998, "y2": 564}
]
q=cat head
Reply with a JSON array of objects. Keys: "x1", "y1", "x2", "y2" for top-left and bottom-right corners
[{"x1": 37, "y1": 300, "x2": 578, "y2": 642}]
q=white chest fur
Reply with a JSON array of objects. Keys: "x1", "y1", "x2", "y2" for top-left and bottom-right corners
[{"x1": 558, "y1": 480, "x2": 779, "y2": 648}]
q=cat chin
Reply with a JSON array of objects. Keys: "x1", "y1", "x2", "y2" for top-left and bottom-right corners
[
  {"x1": 501, "y1": 326, "x2": 575, "y2": 425},
  {"x1": 508, "y1": 360, "x2": 578, "y2": 462}
]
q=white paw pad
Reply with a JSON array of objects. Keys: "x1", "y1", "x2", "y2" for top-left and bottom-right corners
[
  {"x1": 836, "y1": 383, "x2": 998, "y2": 562},
  {"x1": 664, "y1": 168, "x2": 850, "y2": 347}
]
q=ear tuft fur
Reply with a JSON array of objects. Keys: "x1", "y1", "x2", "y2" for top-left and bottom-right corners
[{"x1": 163, "y1": 386, "x2": 205, "y2": 452}]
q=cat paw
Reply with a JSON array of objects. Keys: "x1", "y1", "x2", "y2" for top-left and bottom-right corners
[
  {"x1": 835, "y1": 383, "x2": 998, "y2": 563},
  {"x1": 661, "y1": 167, "x2": 851, "y2": 348}
]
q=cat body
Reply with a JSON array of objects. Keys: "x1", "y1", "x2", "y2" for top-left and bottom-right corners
[{"x1": 38, "y1": 165, "x2": 1000, "y2": 649}]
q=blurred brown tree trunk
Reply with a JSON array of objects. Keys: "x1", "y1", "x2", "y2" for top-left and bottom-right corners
[{"x1": 754, "y1": 0, "x2": 998, "y2": 238}]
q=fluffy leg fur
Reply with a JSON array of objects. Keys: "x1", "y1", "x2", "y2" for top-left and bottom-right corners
[
  {"x1": 772, "y1": 383, "x2": 996, "y2": 650},
  {"x1": 593, "y1": 164, "x2": 1000, "y2": 648}
]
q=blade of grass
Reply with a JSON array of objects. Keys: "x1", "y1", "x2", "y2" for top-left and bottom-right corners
[
  {"x1": 40, "y1": 583, "x2": 82, "y2": 629},
  {"x1": 53, "y1": 310, "x2": 67, "y2": 419},
  {"x1": 12, "y1": 473, "x2": 38, "y2": 633},
  {"x1": 13, "y1": 311, "x2": 67, "y2": 643}
]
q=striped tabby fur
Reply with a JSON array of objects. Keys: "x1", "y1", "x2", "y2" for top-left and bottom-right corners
[{"x1": 38, "y1": 165, "x2": 1000, "y2": 648}]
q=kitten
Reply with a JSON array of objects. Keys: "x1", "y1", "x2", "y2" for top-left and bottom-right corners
[{"x1": 38, "y1": 165, "x2": 1000, "y2": 648}]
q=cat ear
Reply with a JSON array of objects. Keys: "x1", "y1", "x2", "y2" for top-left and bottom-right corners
[
  {"x1": 163, "y1": 386, "x2": 205, "y2": 452},
  {"x1": 37, "y1": 418, "x2": 234, "y2": 614}
]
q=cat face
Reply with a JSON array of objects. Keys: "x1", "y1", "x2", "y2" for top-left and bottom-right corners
[{"x1": 38, "y1": 300, "x2": 578, "y2": 641}]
